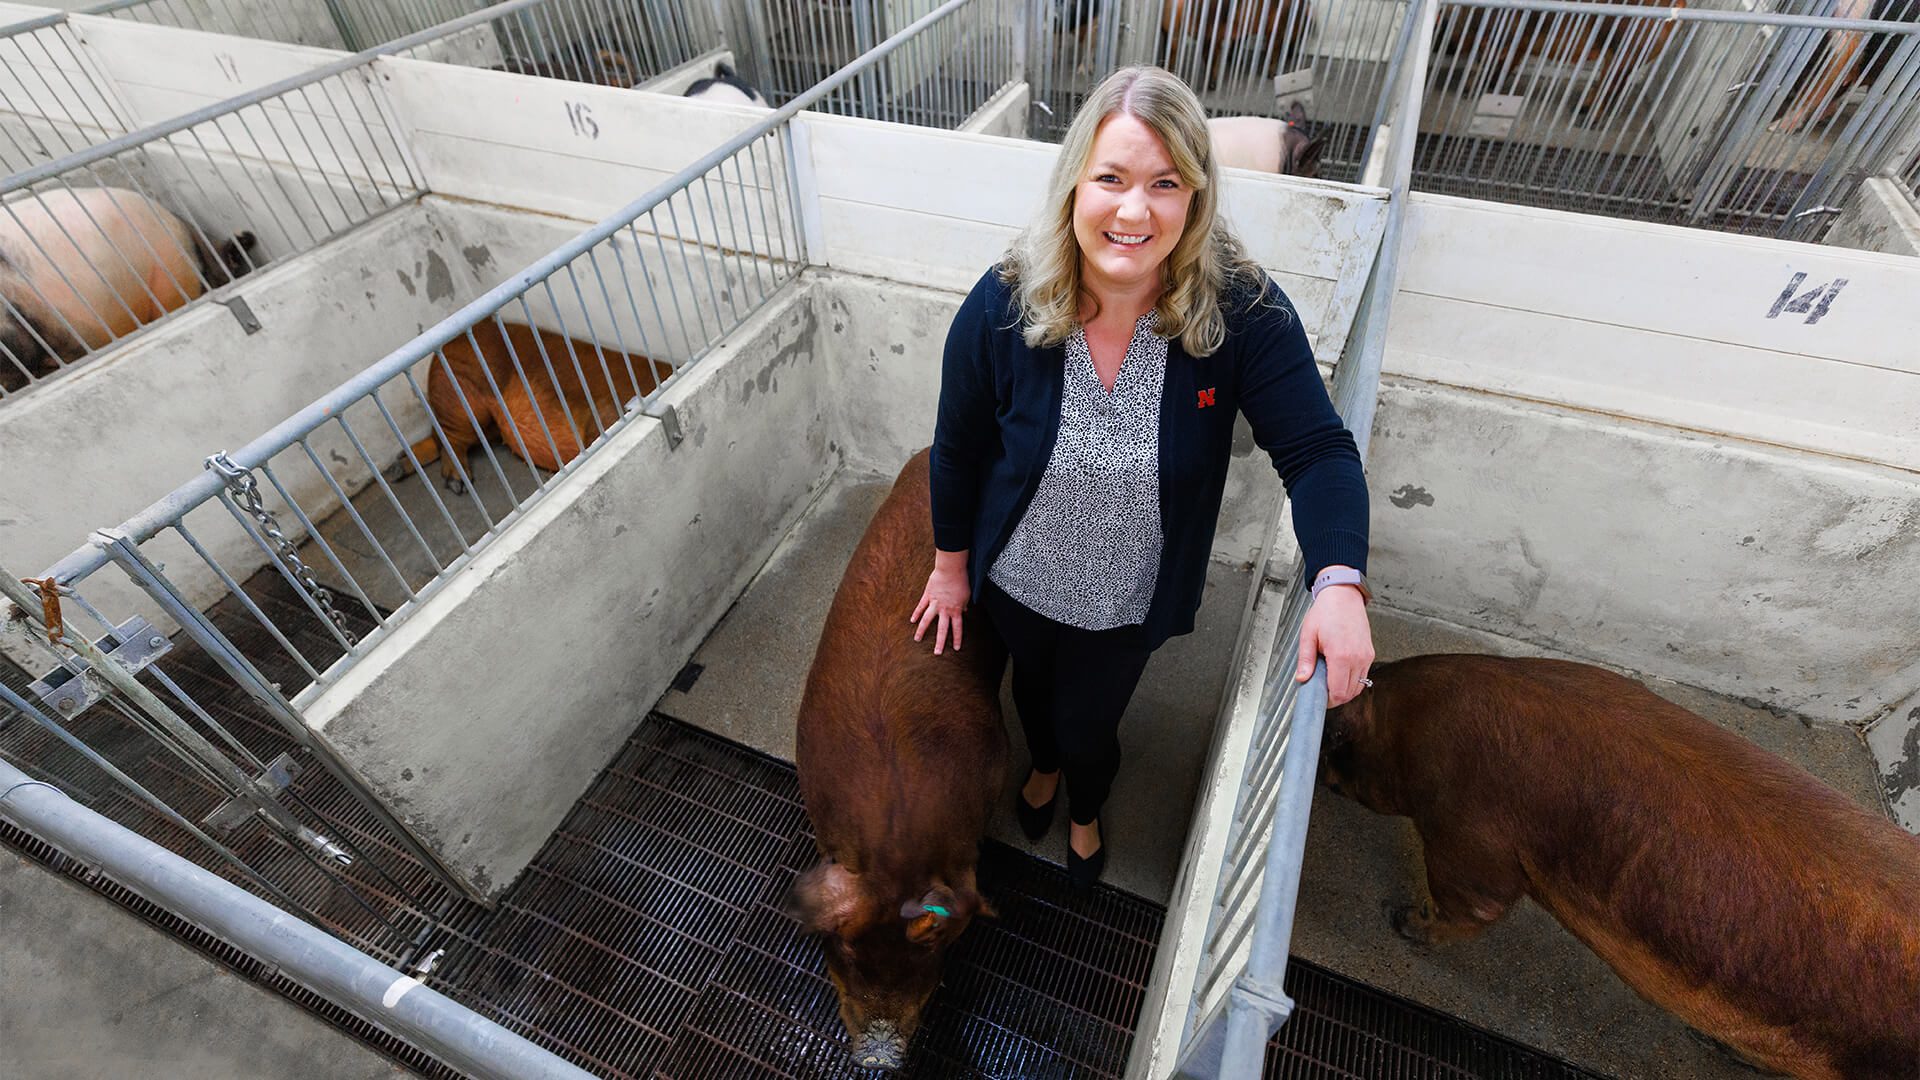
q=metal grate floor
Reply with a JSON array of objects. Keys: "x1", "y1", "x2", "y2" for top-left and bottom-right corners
[{"x1": 5, "y1": 571, "x2": 1610, "y2": 1079}]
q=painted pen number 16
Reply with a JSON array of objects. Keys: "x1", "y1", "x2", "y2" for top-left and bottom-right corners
[{"x1": 565, "y1": 101, "x2": 599, "y2": 140}]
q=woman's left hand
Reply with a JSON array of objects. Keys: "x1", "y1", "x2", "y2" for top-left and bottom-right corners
[{"x1": 1296, "y1": 585, "x2": 1375, "y2": 707}]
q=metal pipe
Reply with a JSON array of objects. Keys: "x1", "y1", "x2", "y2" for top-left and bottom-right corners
[
  {"x1": 0, "y1": 756, "x2": 600, "y2": 1080},
  {"x1": 43, "y1": 0, "x2": 986, "y2": 586}
]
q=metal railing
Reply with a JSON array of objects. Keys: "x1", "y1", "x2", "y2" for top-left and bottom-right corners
[
  {"x1": 0, "y1": 13, "x2": 134, "y2": 175},
  {"x1": 83, "y1": 0, "x2": 484, "y2": 51},
  {"x1": 1029, "y1": 0, "x2": 1414, "y2": 179},
  {"x1": 9, "y1": 0, "x2": 982, "y2": 938},
  {"x1": 1901, "y1": 140, "x2": 1920, "y2": 200},
  {"x1": 730, "y1": 0, "x2": 1022, "y2": 127},
  {"x1": 1411, "y1": 0, "x2": 1920, "y2": 240},
  {"x1": 1130, "y1": 4, "x2": 1430, "y2": 1077},
  {"x1": 0, "y1": 750, "x2": 597, "y2": 1080},
  {"x1": 453, "y1": 0, "x2": 726, "y2": 86},
  {"x1": 0, "y1": 0, "x2": 737, "y2": 403}
]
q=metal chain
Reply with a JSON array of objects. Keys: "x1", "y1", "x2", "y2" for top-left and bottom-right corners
[{"x1": 206, "y1": 452, "x2": 359, "y2": 647}]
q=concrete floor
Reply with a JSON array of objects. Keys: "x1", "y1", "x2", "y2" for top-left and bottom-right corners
[
  {"x1": 0, "y1": 851, "x2": 418, "y2": 1080},
  {"x1": 655, "y1": 468, "x2": 1242, "y2": 904},
  {"x1": 653, "y1": 465, "x2": 1893, "y2": 1080}
]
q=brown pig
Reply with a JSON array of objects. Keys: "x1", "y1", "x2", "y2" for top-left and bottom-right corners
[
  {"x1": 1321, "y1": 653, "x2": 1920, "y2": 1080},
  {"x1": 407, "y1": 319, "x2": 658, "y2": 494},
  {"x1": 786, "y1": 447, "x2": 1008, "y2": 1072}
]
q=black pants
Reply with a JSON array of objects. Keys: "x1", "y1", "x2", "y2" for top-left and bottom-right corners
[{"x1": 980, "y1": 581, "x2": 1155, "y2": 826}]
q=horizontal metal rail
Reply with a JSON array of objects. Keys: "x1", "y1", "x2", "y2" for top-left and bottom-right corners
[
  {"x1": 0, "y1": 755, "x2": 599, "y2": 1080},
  {"x1": 1436, "y1": 0, "x2": 1920, "y2": 35}
]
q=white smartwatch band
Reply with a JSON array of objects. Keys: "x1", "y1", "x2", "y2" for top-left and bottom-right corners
[{"x1": 1311, "y1": 568, "x2": 1372, "y2": 604}]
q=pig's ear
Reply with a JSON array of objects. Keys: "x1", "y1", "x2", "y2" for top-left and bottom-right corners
[
  {"x1": 901, "y1": 883, "x2": 994, "y2": 944},
  {"x1": 1287, "y1": 100, "x2": 1309, "y2": 127},
  {"x1": 783, "y1": 861, "x2": 860, "y2": 935},
  {"x1": 1295, "y1": 135, "x2": 1326, "y2": 178}
]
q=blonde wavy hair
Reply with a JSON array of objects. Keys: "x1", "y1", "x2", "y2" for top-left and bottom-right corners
[{"x1": 1002, "y1": 65, "x2": 1270, "y2": 357}]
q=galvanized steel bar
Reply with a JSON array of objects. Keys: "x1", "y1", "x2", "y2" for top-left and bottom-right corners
[
  {"x1": 0, "y1": 755, "x2": 602, "y2": 1080},
  {"x1": 1442, "y1": 0, "x2": 1920, "y2": 34}
]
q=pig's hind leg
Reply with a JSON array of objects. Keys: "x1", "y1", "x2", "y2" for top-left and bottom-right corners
[{"x1": 1392, "y1": 826, "x2": 1528, "y2": 946}]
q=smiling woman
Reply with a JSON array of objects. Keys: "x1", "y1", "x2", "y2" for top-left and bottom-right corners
[{"x1": 913, "y1": 66, "x2": 1376, "y2": 890}]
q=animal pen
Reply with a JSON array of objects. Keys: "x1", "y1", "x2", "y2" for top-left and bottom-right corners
[{"x1": 2, "y1": 1, "x2": 1917, "y2": 1079}]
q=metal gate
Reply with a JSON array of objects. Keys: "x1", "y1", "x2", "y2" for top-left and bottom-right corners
[
  {"x1": 1018, "y1": 0, "x2": 1920, "y2": 238},
  {"x1": 721, "y1": 0, "x2": 1021, "y2": 126},
  {"x1": 1026, "y1": 0, "x2": 1414, "y2": 180},
  {"x1": 1, "y1": 563, "x2": 471, "y2": 967},
  {"x1": 1413, "y1": 0, "x2": 1920, "y2": 240}
]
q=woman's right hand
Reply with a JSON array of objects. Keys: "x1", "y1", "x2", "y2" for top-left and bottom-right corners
[{"x1": 912, "y1": 549, "x2": 971, "y2": 655}]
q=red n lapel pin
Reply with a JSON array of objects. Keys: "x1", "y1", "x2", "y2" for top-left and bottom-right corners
[{"x1": 1197, "y1": 387, "x2": 1216, "y2": 408}]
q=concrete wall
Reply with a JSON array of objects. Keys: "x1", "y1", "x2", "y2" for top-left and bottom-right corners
[
  {"x1": 289, "y1": 264, "x2": 1312, "y2": 902},
  {"x1": 1375, "y1": 193, "x2": 1920, "y2": 828},
  {"x1": 301, "y1": 283, "x2": 834, "y2": 901},
  {"x1": 0, "y1": 849, "x2": 415, "y2": 1080},
  {"x1": 1366, "y1": 380, "x2": 1920, "y2": 829},
  {"x1": 958, "y1": 80, "x2": 1029, "y2": 139},
  {"x1": 1826, "y1": 177, "x2": 1920, "y2": 258}
]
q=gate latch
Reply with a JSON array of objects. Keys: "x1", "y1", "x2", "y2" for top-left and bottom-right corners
[{"x1": 203, "y1": 751, "x2": 303, "y2": 835}]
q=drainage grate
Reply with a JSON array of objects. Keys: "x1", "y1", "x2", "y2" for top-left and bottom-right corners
[{"x1": 7, "y1": 633, "x2": 1612, "y2": 1080}]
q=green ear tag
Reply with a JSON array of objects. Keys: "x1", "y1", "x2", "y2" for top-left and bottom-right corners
[{"x1": 921, "y1": 904, "x2": 952, "y2": 919}]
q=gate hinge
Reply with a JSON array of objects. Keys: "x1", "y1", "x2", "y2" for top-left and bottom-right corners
[
  {"x1": 647, "y1": 401, "x2": 685, "y2": 449},
  {"x1": 29, "y1": 616, "x2": 173, "y2": 716}
]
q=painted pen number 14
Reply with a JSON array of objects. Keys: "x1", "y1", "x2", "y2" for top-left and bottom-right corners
[{"x1": 1767, "y1": 273, "x2": 1845, "y2": 325}]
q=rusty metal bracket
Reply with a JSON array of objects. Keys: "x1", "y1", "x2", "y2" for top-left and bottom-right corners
[
  {"x1": 21, "y1": 577, "x2": 63, "y2": 642},
  {"x1": 215, "y1": 295, "x2": 262, "y2": 335}
]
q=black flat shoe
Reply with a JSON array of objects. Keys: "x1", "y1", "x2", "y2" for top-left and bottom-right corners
[
  {"x1": 1014, "y1": 786, "x2": 1055, "y2": 842},
  {"x1": 1067, "y1": 834, "x2": 1107, "y2": 891}
]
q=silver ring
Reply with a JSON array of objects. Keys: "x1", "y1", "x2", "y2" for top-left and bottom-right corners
[{"x1": 1359, "y1": 678, "x2": 1373, "y2": 687}]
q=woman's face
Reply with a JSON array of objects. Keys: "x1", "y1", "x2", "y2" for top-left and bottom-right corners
[{"x1": 1072, "y1": 113, "x2": 1193, "y2": 302}]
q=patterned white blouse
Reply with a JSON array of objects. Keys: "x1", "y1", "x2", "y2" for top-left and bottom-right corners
[{"x1": 988, "y1": 310, "x2": 1167, "y2": 630}]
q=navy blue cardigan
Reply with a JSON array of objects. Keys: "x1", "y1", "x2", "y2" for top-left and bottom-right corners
[{"x1": 929, "y1": 267, "x2": 1369, "y2": 649}]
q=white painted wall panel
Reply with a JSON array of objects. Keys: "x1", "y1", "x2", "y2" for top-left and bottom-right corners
[
  {"x1": 71, "y1": 16, "x2": 348, "y2": 127},
  {"x1": 803, "y1": 114, "x2": 1387, "y2": 360},
  {"x1": 376, "y1": 56, "x2": 785, "y2": 226},
  {"x1": 1388, "y1": 194, "x2": 1920, "y2": 472}
]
